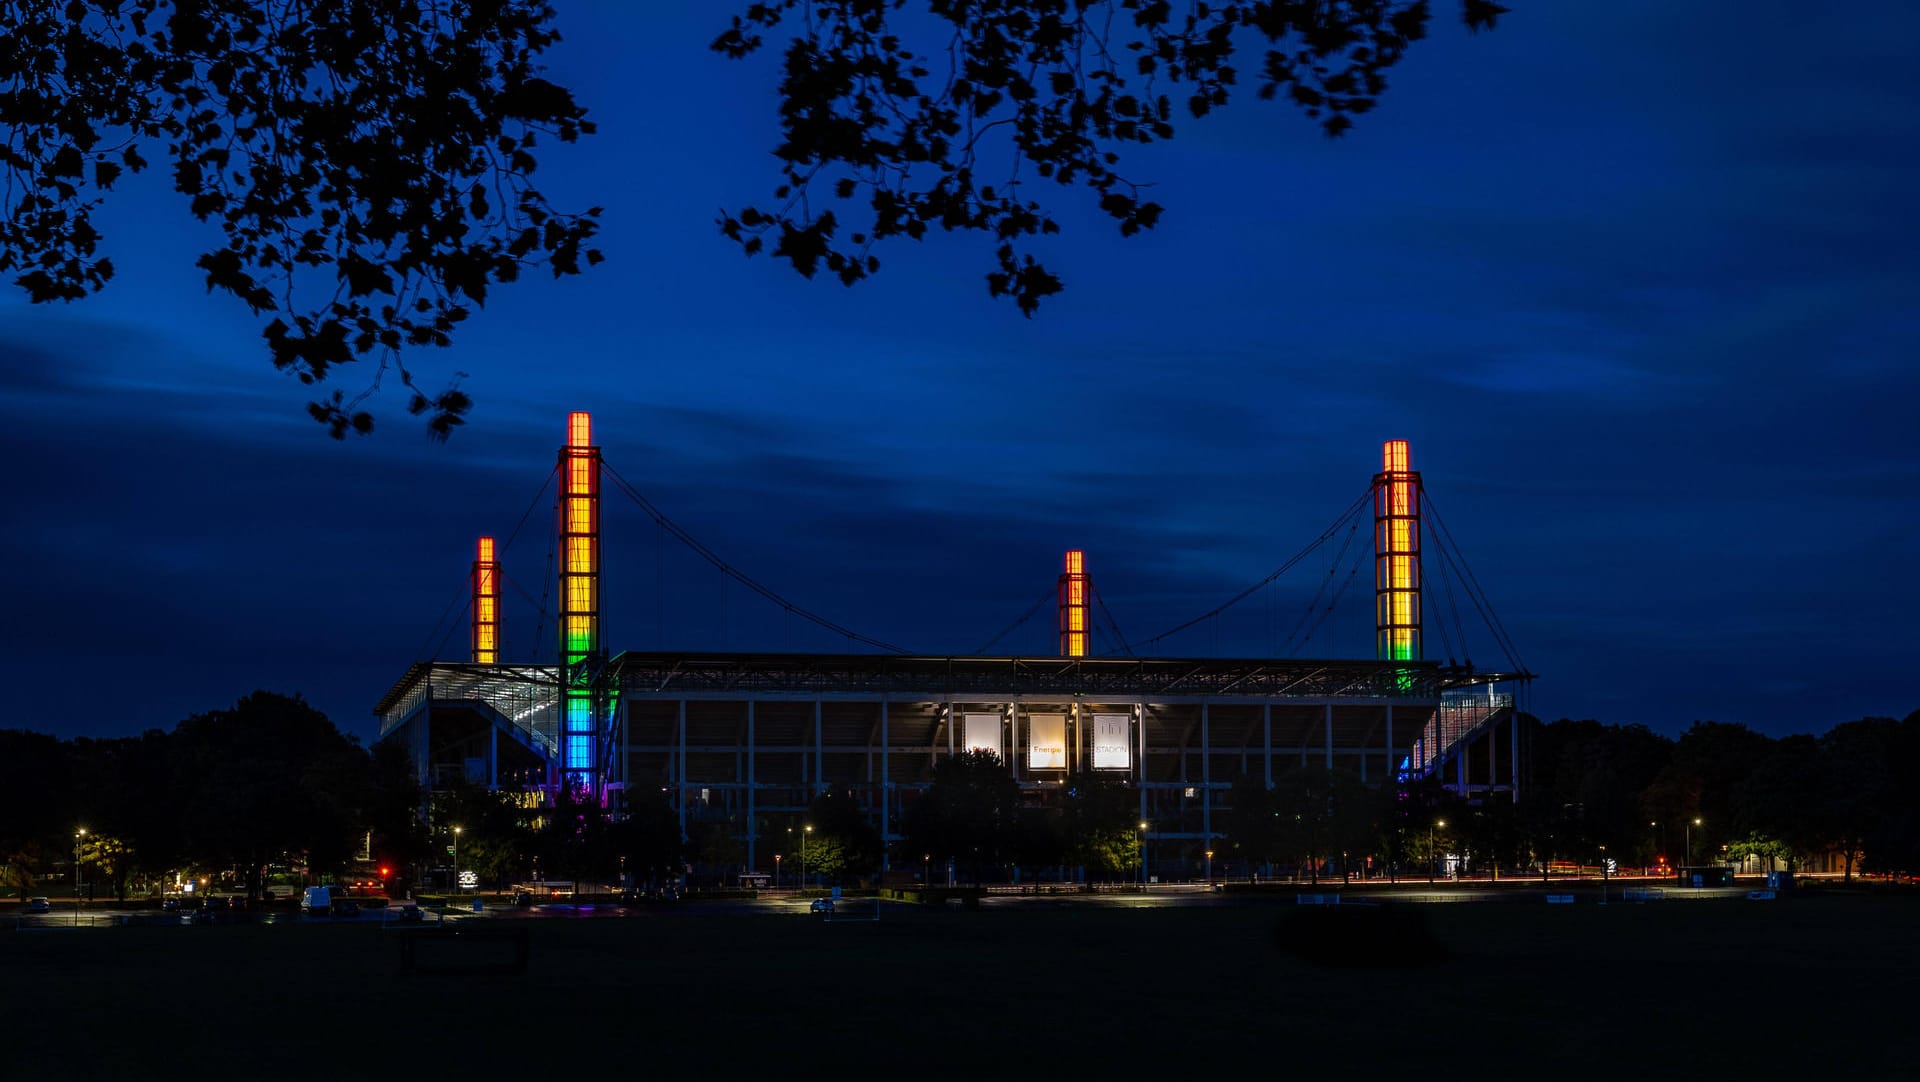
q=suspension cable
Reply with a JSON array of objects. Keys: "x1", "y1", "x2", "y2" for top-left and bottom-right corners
[
  {"x1": 972, "y1": 586, "x2": 1057, "y2": 655},
  {"x1": 1092, "y1": 581, "x2": 1135, "y2": 657},
  {"x1": 411, "y1": 586, "x2": 466, "y2": 662},
  {"x1": 1133, "y1": 487, "x2": 1373, "y2": 652},
  {"x1": 501, "y1": 571, "x2": 555, "y2": 625},
  {"x1": 1424, "y1": 491, "x2": 1528, "y2": 674},
  {"x1": 500, "y1": 463, "x2": 558, "y2": 556},
  {"x1": 430, "y1": 595, "x2": 473, "y2": 662},
  {"x1": 1424, "y1": 540, "x2": 1460, "y2": 665},
  {"x1": 1283, "y1": 508, "x2": 1363, "y2": 652},
  {"x1": 1423, "y1": 495, "x2": 1469, "y2": 665},
  {"x1": 601, "y1": 459, "x2": 912, "y2": 655}
]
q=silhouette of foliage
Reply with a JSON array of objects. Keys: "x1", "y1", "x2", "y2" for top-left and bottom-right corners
[
  {"x1": 901, "y1": 749, "x2": 1022, "y2": 879},
  {"x1": 0, "y1": 1, "x2": 599, "y2": 439},
  {"x1": 803, "y1": 786, "x2": 885, "y2": 881},
  {"x1": 716, "y1": 1, "x2": 1505, "y2": 314},
  {"x1": 1059, "y1": 772, "x2": 1140, "y2": 875}
]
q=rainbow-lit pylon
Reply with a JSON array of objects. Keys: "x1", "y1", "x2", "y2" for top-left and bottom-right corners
[
  {"x1": 558, "y1": 412, "x2": 602, "y2": 795},
  {"x1": 472, "y1": 536, "x2": 500, "y2": 664},
  {"x1": 1373, "y1": 440, "x2": 1422, "y2": 661},
  {"x1": 1059, "y1": 549, "x2": 1089, "y2": 657}
]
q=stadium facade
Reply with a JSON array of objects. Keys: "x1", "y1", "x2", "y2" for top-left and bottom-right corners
[{"x1": 375, "y1": 417, "x2": 1529, "y2": 872}]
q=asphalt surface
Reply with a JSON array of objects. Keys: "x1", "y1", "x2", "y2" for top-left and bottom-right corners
[{"x1": 7, "y1": 878, "x2": 1775, "y2": 929}]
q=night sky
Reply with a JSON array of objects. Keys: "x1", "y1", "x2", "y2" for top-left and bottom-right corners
[{"x1": 2, "y1": 3, "x2": 1915, "y2": 744}]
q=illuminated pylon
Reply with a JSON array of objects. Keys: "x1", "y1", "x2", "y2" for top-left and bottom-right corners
[
  {"x1": 1059, "y1": 549, "x2": 1089, "y2": 658},
  {"x1": 558, "y1": 411, "x2": 601, "y2": 794},
  {"x1": 1374, "y1": 440, "x2": 1421, "y2": 661},
  {"x1": 472, "y1": 536, "x2": 500, "y2": 664}
]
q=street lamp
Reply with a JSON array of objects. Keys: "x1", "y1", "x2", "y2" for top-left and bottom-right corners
[
  {"x1": 800, "y1": 824, "x2": 812, "y2": 891},
  {"x1": 74, "y1": 827, "x2": 86, "y2": 901},
  {"x1": 1138, "y1": 822, "x2": 1149, "y2": 888},
  {"x1": 923, "y1": 853, "x2": 930, "y2": 886},
  {"x1": 451, "y1": 825, "x2": 463, "y2": 895},
  {"x1": 1686, "y1": 817, "x2": 1701, "y2": 869},
  {"x1": 774, "y1": 853, "x2": 782, "y2": 888},
  {"x1": 1205, "y1": 849, "x2": 1214, "y2": 887},
  {"x1": 1429, "y1": 820, "x2": 1446, "y2": 884}
]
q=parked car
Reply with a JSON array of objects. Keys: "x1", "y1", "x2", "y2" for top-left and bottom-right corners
[
  {"x1": 391, "y1": 904, "x2": 424, "y2": 923},
  {"x1": 331, "y1": 897, "x2": 361, "y2": 918},
  {"x1": 809, "y1": 897, "x2": 834, "y2": 914},
  {"x1": 25, "y1": 896, "x2": 51, "y2": 913},
  {"x1": 161, "y1": 898, "x2": 180, "y2": 912}
]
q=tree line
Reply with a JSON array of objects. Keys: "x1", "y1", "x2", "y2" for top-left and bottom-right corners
[
  {"x1": 0, "y1": 691, "x2": 694, "y2": 901},
  {"x1": 6, "y1": 696, "x2": 1916, "y2": 900},
  {"x1": 1, "y1": 692, "x2": 415, "y2": 901},
  {"x1": 1215, "y1": 712, "x2": 1920, "y2": 883}
]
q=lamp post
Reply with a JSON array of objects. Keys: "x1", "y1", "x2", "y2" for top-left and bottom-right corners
[
  {"x1": 1138, "y1": 822, "x2": 1149, "y2": 888},
  {"x1": 74, "y1": 827, "x2": 86, "y2": 924},
  {"x1": 775, "y1": 853, "x2": 782, "y2": 889},
  {"x1": 923, "y1": 853, "x2": 930, "y2": 886},
  {"x1": 1429, "y1": 820, "x2": 1446, "y2": 884},
  {"x1": 801, "y1": 824, "x2": 812, "y2": 891},
  {"x1": 451, "y1": 825, "x2": 463, "y2": 895},
  {"x1": 1205, "y1": 849, "x2": 1214, "y2": 887},
  {"x1": 1686, "y1": 817, "x2": 1701, "y2": 870}
]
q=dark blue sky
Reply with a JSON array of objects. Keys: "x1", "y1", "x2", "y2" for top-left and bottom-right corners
[{"x1": 2, "y1": 3, "x2": 1915, "y2": 744}]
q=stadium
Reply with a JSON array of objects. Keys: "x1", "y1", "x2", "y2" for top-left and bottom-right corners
[{"x1": 375, "y1": 414, "x2": 1531, "y2": 876}]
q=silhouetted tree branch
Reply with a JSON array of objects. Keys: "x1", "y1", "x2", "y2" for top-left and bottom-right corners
[
  {"x1": 0, "y1": 0, "x2": 600, "y2": 439},
  {"x1": 716, "y1": 1, "x2": 1506, "y2": 314}
]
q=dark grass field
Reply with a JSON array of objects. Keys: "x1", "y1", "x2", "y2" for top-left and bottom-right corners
[{"x1": 9, "y1": 894, "x2": 1914, "y2": 1078}]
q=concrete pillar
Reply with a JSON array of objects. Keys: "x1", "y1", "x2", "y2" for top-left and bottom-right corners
[
  {"x1": 1488, "y1": 716, "x2": 1498, "y2": 793},
  {"x1": 1074, "y1": 703, "x2": 1085, "y2": 775},
  {"x1": 747, "y1": 701, "x2": 757, "y2": 873},
  {"x1": 1263, "y1": 704, "x2": 1273, "y2": 787},
  {"x1": 1201, "y1": 703, "x2": 1212, "y2": 843},
  {"x1": 1386, "y1": 704, "x2": 1394, "y2": 785},
  {"x1": 881, "y1": 699, "x2": 891, "y2": 868},
  {"x1": 1008, "y1": 703, "x2": 1019, "y2": 782},
  {"x1": 1137, "y1": 705, "x2": 1148, "y2": 823},
  {"x1": 1511, "y1": 708, "x2": 1521, "y2": 799},
  {"x1": 1324, "y1": 703, "x2": 1334, "y2": 770},
  {"x1": 687, "y1": 698, "x2": 695, "y2": 840}
]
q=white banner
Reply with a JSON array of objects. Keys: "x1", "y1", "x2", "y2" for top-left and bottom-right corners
[
  {"x1": 963, "y1": 713, "x2": 1002, "y2": 758},
  {"x1": 1092, "y1": 713, "x2": 1131, "y2": 770},
  {"x1": 1028, "y1": 714, "x2": 1066, "y2": 770}
]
